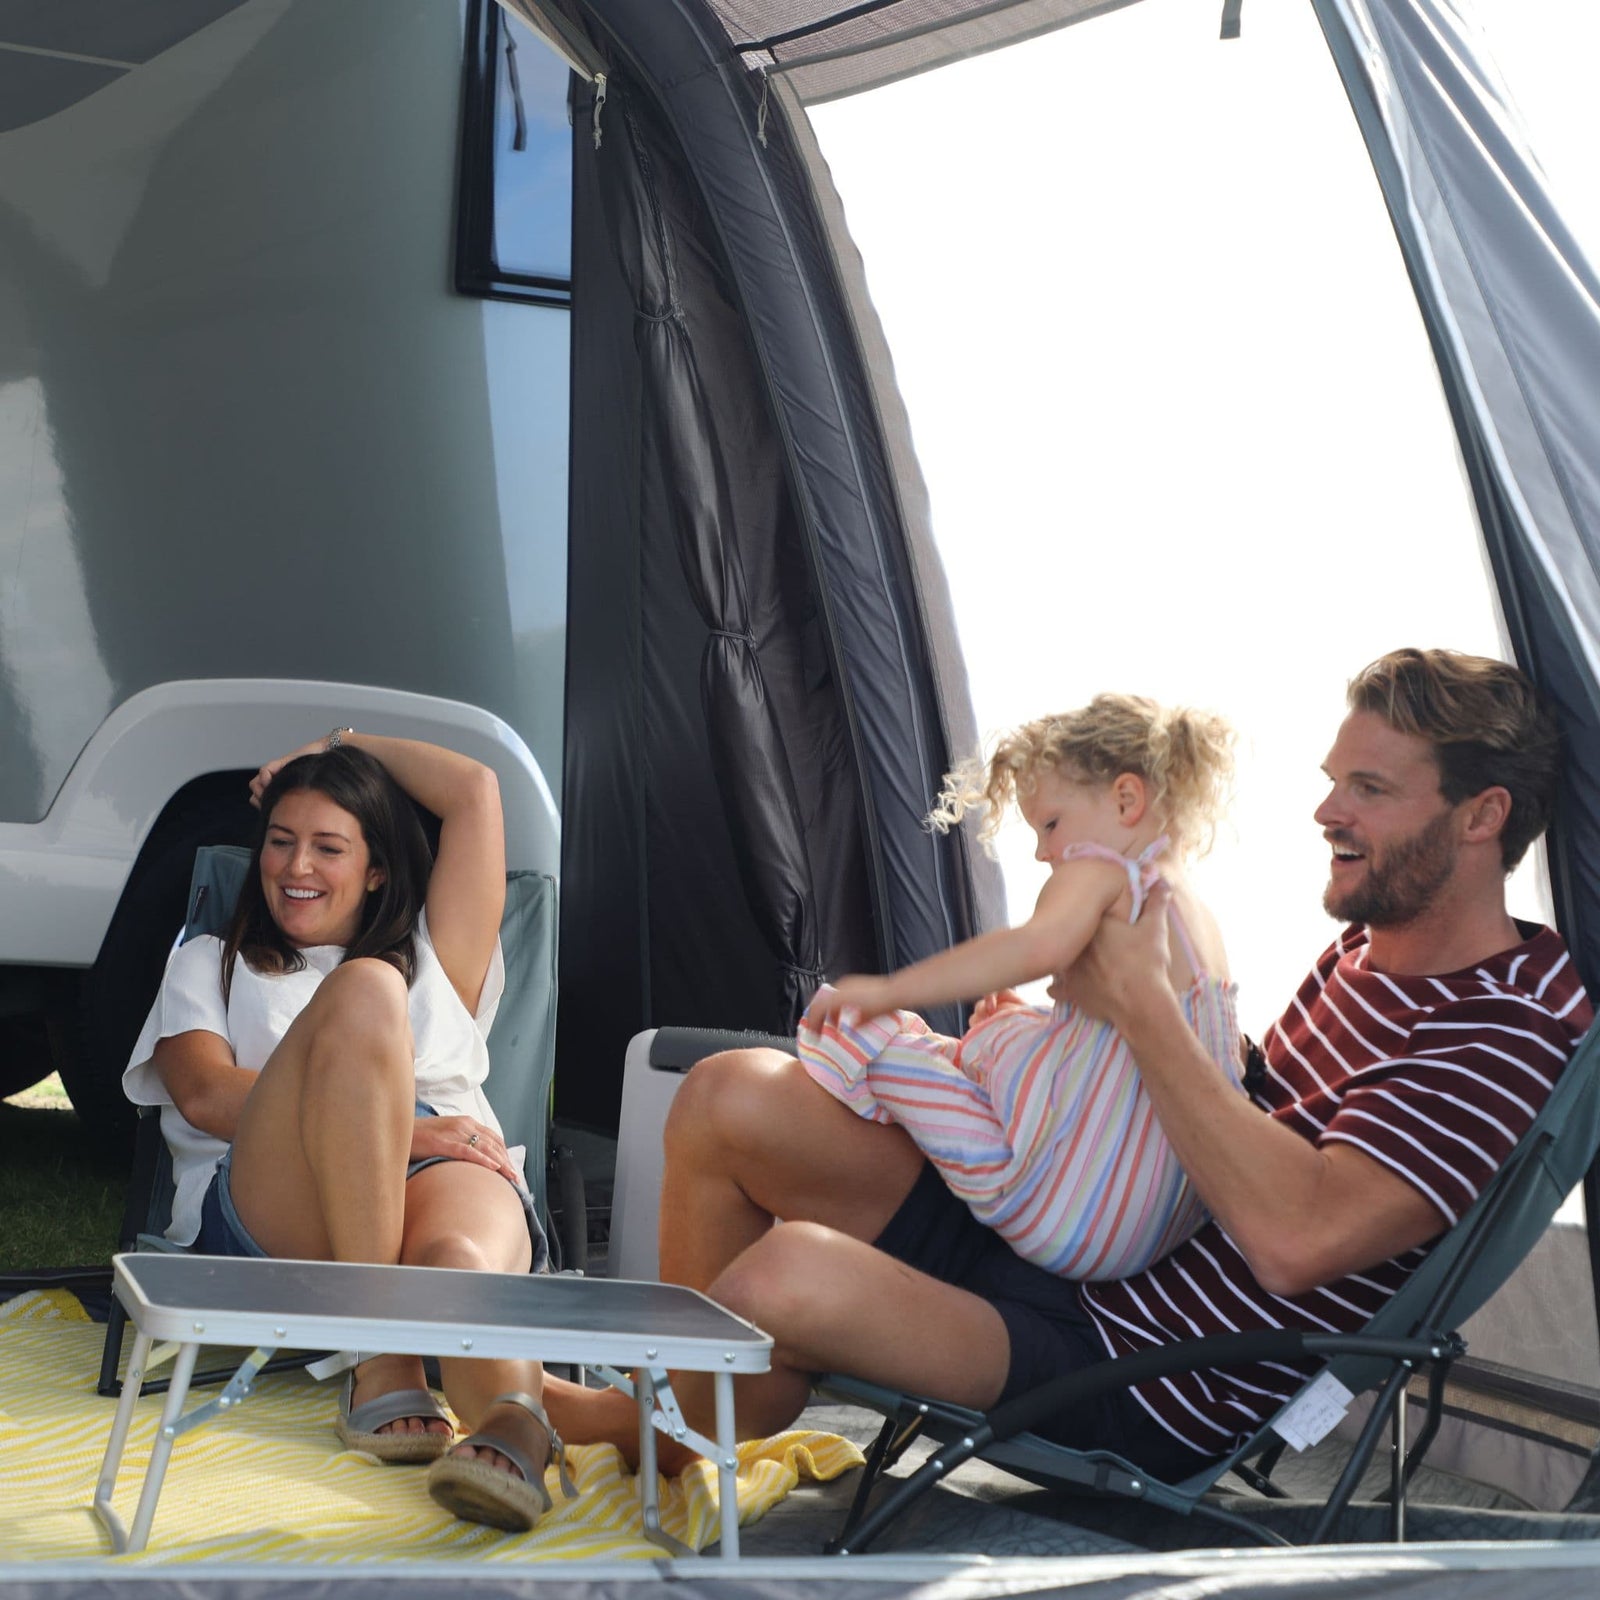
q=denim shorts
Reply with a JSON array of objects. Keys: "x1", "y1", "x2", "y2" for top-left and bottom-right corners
[
  {"x1": 874, "y1": 1162, "x2": 1215, "y2": 1479},
  {"x1": 195, "y1": 1103, "x2": 550, "y2": 1271}
]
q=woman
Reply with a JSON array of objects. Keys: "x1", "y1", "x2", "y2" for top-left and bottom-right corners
[{"x1": 123, "y1": 730, "x2": 561, "y2": 1533}]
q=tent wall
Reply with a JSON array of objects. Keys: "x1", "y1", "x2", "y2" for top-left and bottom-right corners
[
  {"x1": 547, "y1": 0, "x2": 999, "y2": 1128},
  {"x1": 1310, "y1": 0, "x2": 1600, "y2": 994},
  {"x1": 559, "y1": 62, "x2": 873, "y2": 1127}
]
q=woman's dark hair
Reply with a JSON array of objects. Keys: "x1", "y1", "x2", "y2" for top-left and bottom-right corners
[{"x1": 220, "y1": 747, "x2": 434, "y2": 1001}]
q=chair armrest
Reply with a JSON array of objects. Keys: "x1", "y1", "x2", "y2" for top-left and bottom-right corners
[{"x1": 647, "y1": 1026, "x2": 797, "y2": 1071}]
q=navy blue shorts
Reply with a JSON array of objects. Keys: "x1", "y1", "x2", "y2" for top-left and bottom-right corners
[{"x1": 874, "y1": 1162, "x2": 1216, "y2": 1479}]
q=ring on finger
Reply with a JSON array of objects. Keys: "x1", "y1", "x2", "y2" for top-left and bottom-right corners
[{"x1": 467, "y1": 1132, "x2": 480, "y2": 1149}]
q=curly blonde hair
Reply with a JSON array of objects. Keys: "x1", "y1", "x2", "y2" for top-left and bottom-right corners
[{"x1": 929, "y1": 694, "x2": 1236, "y2": 858}]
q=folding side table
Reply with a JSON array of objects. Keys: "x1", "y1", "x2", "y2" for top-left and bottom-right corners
[{"x1": 94, "y1": 1253, "x2": 772, "y2": 1557}]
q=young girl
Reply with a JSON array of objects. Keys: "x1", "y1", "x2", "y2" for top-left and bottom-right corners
[{"x1": 800, "y1": 694, "x2": 1244, "y2": 1282}]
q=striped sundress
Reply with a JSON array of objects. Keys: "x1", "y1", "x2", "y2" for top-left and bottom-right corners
[{"x1": 799, "y1": 839, "x2": 1243, "y2": 1281}]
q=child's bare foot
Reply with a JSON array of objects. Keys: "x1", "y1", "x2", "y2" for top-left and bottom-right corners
[{"x1": 971, "y1": 989, "x2": 1030, "y2": 1025}]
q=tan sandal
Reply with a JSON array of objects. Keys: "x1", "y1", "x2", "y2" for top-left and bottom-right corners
[{"x1": 425, "y1": 1391, "x2": 576, "y2": 1532}]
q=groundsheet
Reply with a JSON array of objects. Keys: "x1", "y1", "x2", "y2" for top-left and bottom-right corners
[{"x1": 0, "y1": 1290, "x2": 861, "y2": 1564}]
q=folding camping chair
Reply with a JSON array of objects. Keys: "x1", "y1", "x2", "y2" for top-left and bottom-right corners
[
  {"x1": 615, "y1": 1023, "x2": 1600, "y2": 1551},
  {"x1": 96, "y1": 844, "x2": 583, "y2": 1397},
  {"x1": 821, "y1": 1019, "x2": 1600, "y2": 1551}
]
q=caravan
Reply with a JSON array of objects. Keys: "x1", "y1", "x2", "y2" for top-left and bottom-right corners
[{"x1": 0, "y1": 1, "x2": 568, "y2": 1158}]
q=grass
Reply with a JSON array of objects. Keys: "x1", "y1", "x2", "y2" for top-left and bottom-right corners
[{"x1": 0, "y1": 1074, "x2": 127, "y2": 1272}]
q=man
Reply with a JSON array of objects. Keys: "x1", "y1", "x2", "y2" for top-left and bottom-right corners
[{"x1": 548, "y1": 648, "x2": 1590, "y2": 1477}]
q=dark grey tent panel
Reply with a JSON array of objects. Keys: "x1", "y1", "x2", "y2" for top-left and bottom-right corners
[
  {"x1": 558, "y1": 54, "x2": 874, "y2": 1127},
  {"x1": 524, "y1": 0, "x2": 999, "y2": 1126}
]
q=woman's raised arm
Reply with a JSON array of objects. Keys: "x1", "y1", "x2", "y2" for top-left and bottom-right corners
[{"x1": 252, "y1": 734, "x2": 506, "y2": 1009}]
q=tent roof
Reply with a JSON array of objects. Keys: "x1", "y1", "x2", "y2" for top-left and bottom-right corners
[{"x1": 702, "y1": 0, "x2": 1147, "y2": 101}]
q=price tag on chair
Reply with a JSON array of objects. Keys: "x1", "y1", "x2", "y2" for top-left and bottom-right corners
[{"x1": 1270, "y1": 1370, "x2": 1354, "y2": 1451}]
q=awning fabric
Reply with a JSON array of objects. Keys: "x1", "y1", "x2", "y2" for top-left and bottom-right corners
[{"x1": 703, "y1": 0, "x2": 1145, "y2": 102}]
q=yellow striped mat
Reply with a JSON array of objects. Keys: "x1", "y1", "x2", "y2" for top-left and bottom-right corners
[{"x1": 0, "y1": 1289, "x2": 863, "y2": 1564}]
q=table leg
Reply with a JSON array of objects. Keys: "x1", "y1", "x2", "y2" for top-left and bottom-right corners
[
  {"x1": 714, "y1": 1369, "x2": 739, "y2": 1560},
  {"x1": 633, "y1": 1369, "x2": 693, "y2": 1558},
  {"x1": 128, "y1": 1340, "x2": 201, "y2": 1553},
  {"x1": 93, "y1": 1328, "x2": 153, "y2": 1552},
  {"x1": 637, "y1": 1367, "x2": 658, "y2": 1508}
]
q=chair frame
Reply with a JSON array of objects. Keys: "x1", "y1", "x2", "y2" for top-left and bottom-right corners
[
  {"x1": 821, "y1": 1026, "x2": 1600, "y2": 1552},
  {"x1": 630, "y1": 1022, "x2": 1600, "y2": 1553},
  {"x1": 97, "y1": 845, "x2": 581, "y2": 1398},
  {"x1": 97, "y1": 1107, "x2": 325, "y2": 1397}
]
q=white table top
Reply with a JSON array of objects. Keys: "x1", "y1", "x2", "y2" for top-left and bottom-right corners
[{"x1": 113, "y1": 1253, "x2": 773, "y2": 1372}]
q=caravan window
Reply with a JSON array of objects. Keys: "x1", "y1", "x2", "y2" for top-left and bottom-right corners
[{"x1": 456, "y1": 0, "x2": 573, "y2": 305}]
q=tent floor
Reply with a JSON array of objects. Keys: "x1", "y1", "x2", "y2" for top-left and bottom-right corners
[
  {"x1": 13, "y1": 1413, "x2": 1595, "y2": 1600},
  {"x1": 736, "y1": 1399, "x2": 1600, "y2": 1558}
]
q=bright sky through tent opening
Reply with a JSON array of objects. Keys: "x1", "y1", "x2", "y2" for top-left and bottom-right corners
[{"x1": 810, "y1": 0, "x2": 1600, "y2": 1042}]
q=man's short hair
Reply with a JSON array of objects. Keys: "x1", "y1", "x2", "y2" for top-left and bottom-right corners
[{"x1": 1347, "y1": 648, "x2": 1561, "y2": 871}]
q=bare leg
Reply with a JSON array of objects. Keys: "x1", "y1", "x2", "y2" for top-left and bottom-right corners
[
  {"x1": 213, "y1": 961, "x2": 585, "y2": 1468},
  {"x1": 400, "y1": 1161, "x2": 550, "y2": 1480},
  {"x1": 658, "y1": 1048, "x2": 925, "y2": 1289},
  {"x1": 548, "y1": 1220, "x2": 1010, "y2": 1459},
  {"x1": 547, "y1": 1047, "x2": 930, "y2": 1461},
  {"x1": 228, "y1": 958, "x2": 415, "y2": 1262},
  {"x1": 703, "y1": 1220, "x2": 1010, "y2": 1437}
]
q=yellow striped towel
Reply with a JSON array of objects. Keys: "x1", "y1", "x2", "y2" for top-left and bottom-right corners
[{"x1": 0, "y1": 1289, "x2": 863, "y2": 1563}]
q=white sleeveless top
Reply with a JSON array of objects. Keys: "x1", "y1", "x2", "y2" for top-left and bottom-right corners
[{"x1": 122, "y1": 912, "x2": 509, "y2": 1246}]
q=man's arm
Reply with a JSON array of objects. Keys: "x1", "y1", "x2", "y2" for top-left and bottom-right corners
[{"x1": 1057, "y1": 886, "x2": 1446, "y2": 1297}]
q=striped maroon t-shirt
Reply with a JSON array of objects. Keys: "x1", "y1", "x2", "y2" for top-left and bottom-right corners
[{"x1": 1078, "y1": 922, "x2": 1591, "y2": 1458}]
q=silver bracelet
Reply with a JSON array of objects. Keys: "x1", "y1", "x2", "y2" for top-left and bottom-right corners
[{"x1": 325, "y1": 726, "x2": 354, "y2": 751}]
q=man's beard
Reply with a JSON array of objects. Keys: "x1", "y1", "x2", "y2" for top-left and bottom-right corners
[{"x1": 1323, "y1": 808, "x2": 1458, "y2": 928}]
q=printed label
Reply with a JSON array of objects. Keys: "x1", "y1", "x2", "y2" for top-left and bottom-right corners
[{"x1": 1270, "y1": 1370, "x2": 1355, "y2": 1451}]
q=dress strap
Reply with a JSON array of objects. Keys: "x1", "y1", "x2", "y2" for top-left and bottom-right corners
[
  {"x1": 1166, "y1": 899, "x2": 1206, "y2": 977},
  {"x1": 1056, "y1": 835, "x2": 1207, "y2": 974},
  {"x1": 1056, "y1": 835, "x2": 1169, "y2": 924}
]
